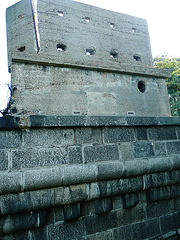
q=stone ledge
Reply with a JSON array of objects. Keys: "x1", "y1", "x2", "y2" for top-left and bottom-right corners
[
  {"x1": 0, "y1": 175, "x2": 179, "y2": 216},
  {"x1": 12, "y1": 53, "x2": 170, "y2": 78},
  {"x1": 0, "y1": 155, "x2": 179, "y2": 195},
  {"x1": 1, "y1": 116, "x2": 179, "y2": 129},
  {"x1": 0, "y1": 116, "x2": 20, "y2": 129},
  {"x1": 29, "y1": 115, "x2": 180, "y2": 128}
]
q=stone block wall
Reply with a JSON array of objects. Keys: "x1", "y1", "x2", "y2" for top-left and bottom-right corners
[{"x1": 0, "y1": 116, "x2": 180, "y2": 239}]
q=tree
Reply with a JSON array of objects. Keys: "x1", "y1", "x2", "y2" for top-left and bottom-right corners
[{"x1": 154, "y1": 56, "x2": 180, "y2": 116}]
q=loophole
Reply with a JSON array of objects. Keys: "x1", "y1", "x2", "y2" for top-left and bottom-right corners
[{"x1": 138, "y1": 81, "x2": 146, "y2": 93}]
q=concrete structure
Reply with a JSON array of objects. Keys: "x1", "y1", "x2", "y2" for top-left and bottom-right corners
[
  {"x1": 0, "y1": 0, "x2": 180, "y2": 239},
  {"x1": 6, "y1": 0, "x2": 171, "y2": 119}
]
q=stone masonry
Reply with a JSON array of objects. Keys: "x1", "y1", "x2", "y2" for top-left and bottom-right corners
[{"x1": 0, "y1": 0, "x2": 180, "y2": 239}]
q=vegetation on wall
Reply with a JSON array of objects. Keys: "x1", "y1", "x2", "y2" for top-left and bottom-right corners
[{"x1": 154, "y1": 56, "x2": 180, "y2": 116}]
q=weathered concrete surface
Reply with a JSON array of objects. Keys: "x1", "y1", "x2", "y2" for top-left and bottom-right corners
[
  {"x1": 6, "y1": 0, "x2": 36, "y2": 72},
  {"x1": 7, "y1": 0, "x2": 154, "y2": 70},
  {"x1": 6, "y1": 0, "x2": 171, "y2": 117},
  {"x1": 11, "y1": 62, "x2": 171, "y2": 117}
]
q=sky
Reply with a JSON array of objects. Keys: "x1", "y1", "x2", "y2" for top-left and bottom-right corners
[{"x1": 0, "y1": 0, "x2": 180, "y2": 113}]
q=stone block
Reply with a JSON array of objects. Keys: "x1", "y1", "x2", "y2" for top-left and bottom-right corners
[
  {"x1": 0, "y1": 150, "x2": 8, "y2": 170},
  {"x1": 94, "y1": 198, "x2": 112, "y2": 215},
  {"x1": 160, "y1": 212, "x2": 180, "y2": 234},
  {"x1": 156, "y1": 199, "x2": 171, "y2": 217},
  {"x1": 112, "y1": 196, "x2": 124, "y2": 210},
  {"x1": 98, "y1": 181, "x2": 112, "y2": 198},
  {"x1": 113, "y1": 225, "x2": 131, "y2": 240},
  {"x1": 48, "y1": 220, "x2": 86, "y2": 240},
  {"x1": 89, "y1": 182, "x2": 100, "y2": 200},
  {"x1": 80, "y1": 200, "x2": 96, "y2": 217},
  {"x1": 27, "y1": 227, "x2": 47, "y2": 240},
  {"x1": 146, "y1": 186, "x2": 171, "y2": 203},
  {"x1": 145, "y1": 202, "x2": 157, "y2": 219},
  {"x1": 170, "y1": 184, "x2": 180, "y2": 198},
  {"x1": 166, "y1": 141, "x2": 180, "y2": 155},
  {"x1": 97, "y1": 161, "x2": 124, "y2": 181},
  {"x1": 63, "y1": 203, "x2": 80, "y2": 222},
  {"x1": 137, "y1": 218, "x2": 160, "y2": 239},
  {"x1": 0, "y1": 116, "x2": 20, "y2": 129},
  {"x1": 0, "y1": 210, "x2": 46, "y2": 235},
  {"x1": 46, "y1": 208, "x2": 55, "y2": 224},
  {"x1": 22, "y1": 128, "x2": 74, "y2": 147},
  {"x1": 86, "y1": 230, "x2": 113, "y2": 240},
  {"x1": 0, "y1": 232, "x2": 27, "y2": 240},
  {"x1": 75, "y1": 127, "x2": 102, "y2": 144},
  {"x1": 54, "y1": 206, "x2": 64, "y2": 223},
  {"x1": 133, "y1": 142, "x2": 154, "y2": 158},
  {"x1": 128, "y1": 176, "x2": 143, "y2": 192},
  {"x1": 126, "y1": 116, "x2": 159, "y2": 126},
  {"x1": 118, "y1": 142, "x2": 134, "y2": 161},
  {"x1": 171, "y1": 197, "x2": 180, "y2": 212},
  {"x1": 62, "y1": 164, "x2": 97, "y2": 185},
  {"x1": 0, "y1": 172, "x2": 22, "y2": 195},
  {"x1": 67, "y1": 146, "x2": 82, "y2": 164},
  {"x1": 55, "y1": 184, "x2": 88, "y2": 206},
  {"x1": 23, "y1": 167, "x2": 63, "y2": 191},
  {"x1": 54, "y1": 186, "x2": 70, "y2": 206},
  {"x1": 111, "y1": 179, "x2": 130, "y2": 196},
  {"x1": 0, "y1": 130, "x2": 22, "y2": 149},
  {"x1": 136, "y1": 127, "x2": 148, "y2": 140},
  {"x1": 124, "y1": 159, "x2": 148, "y2": 177},
  {"x1": 12, "y1": 147, "x2": 67, "y2": 169},
  {"x1": 144, "y1": 172, "x2": 170, "y2": 189},
  {"x1": 69, "y1": 184, "x2": 88, "y2": 203},
  {"x1": 123, "y1": 193, "x2": 139, "y2": 209},
  {"x1": 131, "y1": 221, "x2": 147, "y2": 240},
  {"x1": 168, "y1": 170, "x2": 180, "y2": 185},
  {"x1": 0, "y1": 189, "x2": 54, "y2": 215},
  {"x1": 149, "y1": 157, "x2": 172, "y2": 173},
  {"x1": 103, "y1": 127, "x2": 135, "y2": 143},
  {"x1": 154, "y1": 142, "x2": 167, "y2": 157},
  {"x1": 117, "y1": 205, "x2": 145, "y2": 226},
  {"x1": 172, "y1": 155, "x2": 180, "y2": 170},
  {"x1": 84, "y1": 145, "x2": 119, "y2": 163},
  {"x1": 85, "y1": 211, "x2": 118, "y2": 235},
  {"x1": 148, "y1": 127, "x2": 177, "y2": 140}
]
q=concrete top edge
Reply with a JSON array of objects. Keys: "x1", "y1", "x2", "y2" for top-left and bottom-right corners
[
  {"x1": 0, "y1": 115, "x2": 180, "y2": 129},
  {"x1": 0, "y1": 116, "x2": 20, "y2": 129},
  {"x1": 11, "y1": 53, "x2": 170, "y2": 78}
]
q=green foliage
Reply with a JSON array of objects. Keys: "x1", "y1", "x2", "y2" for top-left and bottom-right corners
[{"x1": 154, "y1": 56, "x2": 180, "y2": 116}]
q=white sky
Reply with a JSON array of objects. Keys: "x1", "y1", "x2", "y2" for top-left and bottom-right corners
[{"x1": 0, "y1": 0, "x2": 180, "y2": 112}]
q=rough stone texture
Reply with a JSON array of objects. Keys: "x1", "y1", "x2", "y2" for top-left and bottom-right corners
[
  {"x1": 2, "y1": 0, "x2": 180, "y2": 239},
  {"x1": 12, "y1": 147, "x2": 67, "y2": 169},
  {"x1": 84, "y1": 145, "x2": 119, "y2": 163},
  {"x1": 133, "y1": 142, "x2": 154, "y2": 158},
  {"x1": 0, "y1": 150, "x2": 8, "y2": 171}
]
